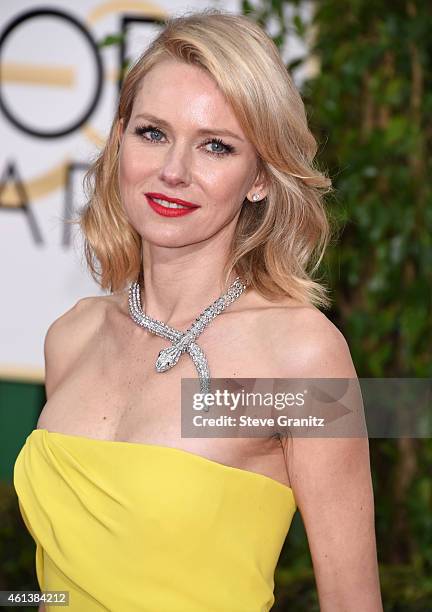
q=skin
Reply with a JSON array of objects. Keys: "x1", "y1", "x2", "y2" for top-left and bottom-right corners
[
  {"x1": 118, "y1": 58, "x2": 268, "y2": 326},
  {"x1": 38, "y1": 58, "x2": 383, "y2": 610}
]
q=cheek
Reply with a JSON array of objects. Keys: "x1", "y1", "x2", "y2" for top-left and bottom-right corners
[
  {"x1": 118, "y1": 143, "x2": 154, "y2": 188},
  {"x1": 204, "y1": 164, "x2": 250, "y2": 209}
]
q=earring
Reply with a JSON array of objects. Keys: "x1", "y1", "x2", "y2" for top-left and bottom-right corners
[{"x1": 252, "y1": 193, "x2": 260, "y2": 202}]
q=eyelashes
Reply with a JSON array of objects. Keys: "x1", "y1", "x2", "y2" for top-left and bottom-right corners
[{"x1": 133, "y1": 124, "x2": 236, "y2": 158}]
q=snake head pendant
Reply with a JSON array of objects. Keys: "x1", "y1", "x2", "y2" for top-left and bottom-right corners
[{"x1": 156, "y1": 345, "x2": 182, "y2": 372}]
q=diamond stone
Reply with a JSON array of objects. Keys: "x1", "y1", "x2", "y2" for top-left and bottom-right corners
[{"x1": 128, "y1": 276, "x2": 247, "y2": 406}]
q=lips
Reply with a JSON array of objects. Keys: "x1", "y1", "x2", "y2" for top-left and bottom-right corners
[
  {"x1": 145, "y1": 192, "x2": 200, "y2": 208},
  {"x1": 145, "y1": 194, "x2": 200, "y2": 218}
]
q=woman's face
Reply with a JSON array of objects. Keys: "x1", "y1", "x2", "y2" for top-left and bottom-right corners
[{"x1": 118, "y1": 58, "x2": 264, "y2": 248}]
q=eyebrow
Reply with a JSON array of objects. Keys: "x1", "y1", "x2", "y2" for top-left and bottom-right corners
[{"x1": 133, "y1": 112, "x2": 245, "y2": 142}]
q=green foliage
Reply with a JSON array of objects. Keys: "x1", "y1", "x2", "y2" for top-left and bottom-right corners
[
  {"x1": 242, "y1": 0, "x2": 432, "y2": 609},
  {"x1": 0, "y1": 483, "x2": 38, "y2": 611},
  {"x1": 307, "y1": 2, "x2": 431, "y2": 378},
  {"x1": 97, "y1": 33, "x2": 125, "y2": 48}
]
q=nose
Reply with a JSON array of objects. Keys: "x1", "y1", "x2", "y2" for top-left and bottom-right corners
[{"x1": 158, "y1": 142, "x2": 192, "y2": 187}]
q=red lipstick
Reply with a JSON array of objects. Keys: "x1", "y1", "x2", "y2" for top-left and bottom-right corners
[{"x1": 145, "y1": 192, "x2": 200, "y2": 218}]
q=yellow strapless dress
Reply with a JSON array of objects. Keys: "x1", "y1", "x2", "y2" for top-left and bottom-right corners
[{"x1": 13, "y1": 428, "x2": 296, "y2": 611}]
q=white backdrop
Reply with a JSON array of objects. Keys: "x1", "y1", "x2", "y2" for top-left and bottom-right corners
[
  {"x1": 0, "y1": 0, "x2": 311, "y2": 382},
  {"x1": 0, "y1": 0, "x2": 241, "y2": 382}
]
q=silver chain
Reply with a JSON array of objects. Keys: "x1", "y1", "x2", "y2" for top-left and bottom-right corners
[{"x1": 128, "y1": 277, "x2": 247, "y2": 408}]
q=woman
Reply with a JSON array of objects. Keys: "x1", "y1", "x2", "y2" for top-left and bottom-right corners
[{"x1": 14, "y1": 9, "x2": 383, "y2": 612}]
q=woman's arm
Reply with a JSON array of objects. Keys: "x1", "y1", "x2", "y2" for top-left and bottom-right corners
[{"x1": 284, "y1": 311, "x2": 383, "y2": 611}]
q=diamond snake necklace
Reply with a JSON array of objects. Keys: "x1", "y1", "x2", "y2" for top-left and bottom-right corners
[{"x1": 128, "y1": 276, "x2": 247, "y2": 407}]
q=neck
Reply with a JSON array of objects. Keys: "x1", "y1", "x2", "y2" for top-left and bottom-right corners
[{"x1": 139, "y1": 238, "x2": 241, "y2": 328}]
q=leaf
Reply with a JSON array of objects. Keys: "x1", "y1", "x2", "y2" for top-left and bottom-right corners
[
  {"x1": 293, "y1": 14, "x2": 306, "y2": 37},
  {"x1": 98, "y1": 33, "x2": 125, "y2": 48}
]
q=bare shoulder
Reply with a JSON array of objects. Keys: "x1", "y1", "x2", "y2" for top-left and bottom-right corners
[
  {"x1": 44, "y1": 295, "x2": 106, "y2": 343},
  {"x1": 43, "y1": 295, "x2": 108, "y2": 398},
  {"x1": 294, "y1": 306, "x2": 357, "y2": 378},
  {"x1": 257, "y1": 297, "x2": 357, "y2": 378}
]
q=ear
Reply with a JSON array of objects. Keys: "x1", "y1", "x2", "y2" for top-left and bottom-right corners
[{"x1": 246, "y1": 166, "x2": 268, "y2": 203}]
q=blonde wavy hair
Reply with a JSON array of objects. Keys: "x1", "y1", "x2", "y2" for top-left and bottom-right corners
[{"x1": 78, "y1": 8, "x2": 334, "y2": 307}]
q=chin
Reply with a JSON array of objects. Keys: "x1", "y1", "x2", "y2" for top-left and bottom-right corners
[{"x1": 140, "y1": 227, "x2": 207, "y2": 248}]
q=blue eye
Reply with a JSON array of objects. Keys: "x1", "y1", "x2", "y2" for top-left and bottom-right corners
[
  {"x1": 134, "y1": 125, "x2": 164, "y2": 142},
  {"x1": 204, "y1": 138, "x2": 234, "y2": 156},
  {"x1": 133, "y1": 124, "x2": 235, "y2": 158}
]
